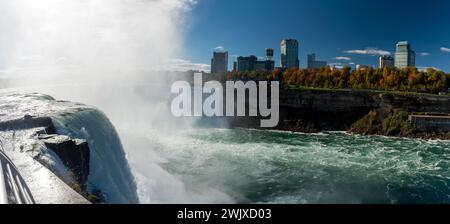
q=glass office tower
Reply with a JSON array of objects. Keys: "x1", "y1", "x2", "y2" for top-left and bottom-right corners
[
  {"x1": 395, "y1": 41, "x2": 415, "y2": 68},
  {"x1": 281, "y1": 39, "x2": 299, "y2": 69}
]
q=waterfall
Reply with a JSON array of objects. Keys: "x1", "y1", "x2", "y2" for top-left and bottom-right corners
[{"x1": 52, "y1": 108, "x2": 139, "y2": 203}]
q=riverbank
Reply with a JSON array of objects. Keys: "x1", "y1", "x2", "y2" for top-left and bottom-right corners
[
  {"x1": 224, "y1": 88, "x2": 450, "y2": 140},
  {"x1": 349, "y1": 108, "x2": 450, "y2": 140}
]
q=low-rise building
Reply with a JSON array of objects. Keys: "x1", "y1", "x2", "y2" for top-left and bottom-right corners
[
  {"x1": 409, "y1": 114, "x2": 450, "y2": 132},
  {"x1": 307, "y1": 54, "x2": 327, "y2": 69},
  {"x1": 234, "y1": 48, "x2": 275, "y2": 72},
  {"x1": 379, "y1": 55, "x2": 394, "y2": 68},
  {"x1": 235, "y1": 56, "x2": 257, "y2": 72},
  {"x1": 356, "y1": 64, "x2": 369, "y2": 70}
]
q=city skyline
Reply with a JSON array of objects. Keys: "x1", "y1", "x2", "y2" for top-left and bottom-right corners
[
  {"x1": 210, "y1": 38, "x2": 421, "y2": 73},
  {"x1": 180, "y1": 0, "x2": 450, "y2": 72}
]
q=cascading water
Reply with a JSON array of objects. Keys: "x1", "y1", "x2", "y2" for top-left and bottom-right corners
[{"x1": 52, "y1": 108, "x2": 139, "y2": 203}]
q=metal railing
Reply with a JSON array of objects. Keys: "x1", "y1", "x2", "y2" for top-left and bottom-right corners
[{"x1": 0, "y1": 139, "x2": 35, "y2": 204}]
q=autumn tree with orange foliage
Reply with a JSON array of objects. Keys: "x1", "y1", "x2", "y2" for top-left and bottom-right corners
[{"x1": 225, "y1": 66, "x2": 449, "y2": 94}]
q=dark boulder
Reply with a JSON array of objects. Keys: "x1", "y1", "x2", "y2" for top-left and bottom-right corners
[
  {"x1": 38, "y1": 135, "x2": 90, "y2": 186},
  {"x1": 0, "y1": 115, "x2": 54, "y2": 131}
]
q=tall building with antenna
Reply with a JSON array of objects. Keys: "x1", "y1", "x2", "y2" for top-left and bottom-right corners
[{"x1": 266, "y1": 48, "x2": 274, "y2": 61}]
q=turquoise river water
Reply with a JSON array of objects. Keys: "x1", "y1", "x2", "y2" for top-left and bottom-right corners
[{"x1": 133, "y1": 128, "x2": 450, "y2": 204}]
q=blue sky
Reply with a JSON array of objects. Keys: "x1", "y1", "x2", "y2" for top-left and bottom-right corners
[{"x1": 182, "y1": 0, "x2": 450, "y2": 72}]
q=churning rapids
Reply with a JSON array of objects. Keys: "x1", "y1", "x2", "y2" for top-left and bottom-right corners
[{"x1": 129, "y1": 128, "x2": 450, "y2": 204}]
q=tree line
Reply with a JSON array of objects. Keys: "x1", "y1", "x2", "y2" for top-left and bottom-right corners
[{"x1": 224, "y1": 66, "x2": 450, "y2": 94}]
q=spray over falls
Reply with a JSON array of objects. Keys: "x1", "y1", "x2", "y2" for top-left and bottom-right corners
[{"x1": 0, "y1": 0, "x2": 204, "y2": 203}]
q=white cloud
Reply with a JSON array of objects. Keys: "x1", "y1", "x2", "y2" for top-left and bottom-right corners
[
  {"x1": 329, "y1": 63, "x2": 342, "y2": 67},
  {"x1": 163, "y1": 58, "x2": 210, "y2": 72},
  {"x1": 420, "y1": 52, "x2": 430, "y2": 56},
  {"x1": 334, "y1": 56, "x2": 352, "y2": 61},
  {"x1": 417, "y1": 66, "x2": 442, "y2": 72},
  {"x1": 344, "y1": 48, "x2": 391, "y2": 56},
  {"x1": 329, "y1": 62, "x2": 357, "y2": 67},
  {"x1": 214, "y1": 46, "x2": 225, "y2": 52},
  {"x1": 441, "y1": 47, "x2": 450, "y2": 53}
]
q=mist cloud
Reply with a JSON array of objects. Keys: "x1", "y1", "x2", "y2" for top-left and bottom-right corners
[{"x1": 0, "y1": 0, "x2": 196, "y2": 84}]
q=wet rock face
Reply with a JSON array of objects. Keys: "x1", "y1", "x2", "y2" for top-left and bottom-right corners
[
  {"x1": 0, "y1": 93, "x2": 138, "y2": 203},
  {"x1": 38, "y1": 135, "x2": 90, "y2": 185},
  {"x1": 275, "y1": 89, "x2": 450, "y2": 132},
  {"x1": 0, "y1": 113, "x2": 91, "y2": 188},
  {"x1": 279, "y1": 89, "x2": 450, "y2": 113},
  {"x1": 0, "y1": 116, "x2": 54, "y2": 131}
]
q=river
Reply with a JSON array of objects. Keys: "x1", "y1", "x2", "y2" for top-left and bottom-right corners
[{"x1": 124, "y1": 128, "x2": 450, "y2": 204}]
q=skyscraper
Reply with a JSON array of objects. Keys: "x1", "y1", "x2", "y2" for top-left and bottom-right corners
[
  {"x1": 281, "y1": 39, "x2": 299, "y2": 69},
  {"x1": 395, "y1": 41, "x2": 415, "y2": 68},
  {"x1": 307, "y1": 53, "x2": 327, "y2": 69},
  {"x1": 211, "y1": 51, "x2": 228, "y2": 74},
  {"x1": 379, "y1": 55, "x2": 394, "y2": 68}
]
